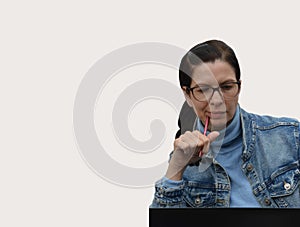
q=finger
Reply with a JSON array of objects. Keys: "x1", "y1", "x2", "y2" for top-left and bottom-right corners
[
  {"x1": 177, "y1": 131, "x2": 199, "y2": 153},
  {"x1": 172, "y1": 140, "x2": 196, "y2": 166},
  {"x1": 199, "y1": 131, "x2": 220, "y2": 157},
  {"x1": 180, "y1": 132, "x2": 199, "y2": 149},
  {"x1": 207, "y1": 131, "x2": 220, "y2": 142},
  {"x1": 184, "y1": 131, "x2": 207, "y2": 156},
  {"x1": 174, "y1": 138, "x2": 189, "y2": 152},
  {"x1": 198, "y1": 134, "x2": 210, "y2": 157}
]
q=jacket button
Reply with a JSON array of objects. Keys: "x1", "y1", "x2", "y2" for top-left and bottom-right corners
[
  {"x1": 195, "y1": 197, "x2": 201, "y2": 205},
  {"x1": 284, "y1": 182, "x2": 291, "y2": 190},
  {"x1": 264, "y1": 198, "x2": 271, "y2": 206},
  {"x1": 246, "y1": 163, "x2": 253, "y2": 171}
]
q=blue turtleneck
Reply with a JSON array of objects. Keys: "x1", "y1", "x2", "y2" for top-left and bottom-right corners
[{"x1": 196, "y1": 105, "x2": 260, "y2": 207}]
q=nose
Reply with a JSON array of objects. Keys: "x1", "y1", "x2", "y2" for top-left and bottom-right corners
[{"x1": 209, "y1": 88, "x2": 224, "y2": 106}]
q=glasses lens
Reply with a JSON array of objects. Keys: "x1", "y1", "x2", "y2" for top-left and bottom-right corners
[
  {"x1": 192, "y1": 82, "x2": 239, "y2": 102},
  {"x1": 221, "y1": 83, "x2": 239, "y2": 99},
  {"x1": 192, "y1": 86, "x2": 213, "y2": 101}
]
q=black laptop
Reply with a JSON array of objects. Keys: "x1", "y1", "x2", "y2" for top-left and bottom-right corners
[{"x1": 149, "y1": 208, "x2": 300, "y2": 227}]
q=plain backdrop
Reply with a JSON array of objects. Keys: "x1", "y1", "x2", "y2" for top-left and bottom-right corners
[{"x1": 1, "y1": 1, "x2": 300, "y2": 226}]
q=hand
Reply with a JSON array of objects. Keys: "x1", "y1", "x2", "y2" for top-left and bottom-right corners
[{"x1": 165, "y1": 130, "x2": 220, "y2": 180}]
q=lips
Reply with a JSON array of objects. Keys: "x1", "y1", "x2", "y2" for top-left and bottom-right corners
[{"x1": 208, "y1": 111, "x2": 226, "y2": 119}]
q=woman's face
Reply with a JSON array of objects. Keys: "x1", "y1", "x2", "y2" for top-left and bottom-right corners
[{"x1": 183, "y1": 60, "x2": 241, "y2": 131}]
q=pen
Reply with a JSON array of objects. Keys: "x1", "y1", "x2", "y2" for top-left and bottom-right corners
[{"x1": 199, "y1": 116, "x2": 209, "y2": 157}]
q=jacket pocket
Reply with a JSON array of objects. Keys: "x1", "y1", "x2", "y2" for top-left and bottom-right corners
[
  {"x1": 183, "y1": 181, "x2": 216, "y2": 207},
  {"x1": 266, "y1": 162, "x2": 300, "y2": 207}
]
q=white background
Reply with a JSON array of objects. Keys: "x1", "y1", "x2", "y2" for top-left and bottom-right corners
[{"x1": 1, "y1": 0, "x2": 300, "y2": 226}]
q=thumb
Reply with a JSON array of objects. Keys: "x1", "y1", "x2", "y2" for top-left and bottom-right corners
[
  {"x1": 199, "y1": 131, "x2": 220, "y2": 157},
  {"x1": 207, "y1": 131, "x2": 220, "y2": 142}
]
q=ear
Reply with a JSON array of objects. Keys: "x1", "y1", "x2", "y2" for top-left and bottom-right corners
[
  {"x1": 238, "y1": 80, "x2": 242, "y2": 94},
  {"x1": 182, "y1": 87, "x2": 193, "y2": 107}
]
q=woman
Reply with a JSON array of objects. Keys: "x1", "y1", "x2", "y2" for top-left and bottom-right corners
[{"x1": 150, "y1": 39, "x2": 300, "y2": 208}]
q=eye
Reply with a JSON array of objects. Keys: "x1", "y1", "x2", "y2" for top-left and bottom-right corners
[
  {"x1": 221, "y1": 83, "x2": 234, "y2": 90},
  {"x1": 198, "y1": 86, "x2": 210, "y2": 93}
]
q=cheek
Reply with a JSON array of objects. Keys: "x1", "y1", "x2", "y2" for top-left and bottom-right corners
[
  {"x1": 192, "y1": 102, "x2": 208, "y2": 118},
  {"x1": 225, "y1": 100, "x2": 238, "y2": 117}
]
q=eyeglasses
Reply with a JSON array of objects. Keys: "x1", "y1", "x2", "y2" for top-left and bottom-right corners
[{"x1": 186, "y1": 81, "x2": 241, "y2": 102}]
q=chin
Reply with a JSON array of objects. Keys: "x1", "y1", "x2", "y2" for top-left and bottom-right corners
[{"x1": 210, "y1": 118, "x2": 227, "y2": 131}]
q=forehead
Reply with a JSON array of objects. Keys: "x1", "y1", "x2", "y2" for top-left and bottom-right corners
[{"x1": 191, "y1": 60, "x2": 236, "y2": 85}]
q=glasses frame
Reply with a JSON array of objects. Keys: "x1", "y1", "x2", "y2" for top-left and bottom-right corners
[{"x1": 186, "y1": 81, "x2": 241, "y2": 102}]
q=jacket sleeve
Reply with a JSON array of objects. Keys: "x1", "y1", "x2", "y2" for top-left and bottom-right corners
[
  {"x1": 149, "y1": 117, "x2": 186, "y2": 208},
  {"x1": 149, "y1": 177, "x2": 187, "y2": 208},
  {"x1": 298, "y1": 123, "x2": 300, "y2": 161},
  {"x1": 149, "y1": 101, "x2": 196, "y2": 208}
]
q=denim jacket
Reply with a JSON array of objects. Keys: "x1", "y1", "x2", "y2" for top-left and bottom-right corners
[{"x1": 150, "y1": 103, "x2": 300, "y2": 208}]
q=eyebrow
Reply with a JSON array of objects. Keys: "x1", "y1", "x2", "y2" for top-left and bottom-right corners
[{"x1": 195, "y1": 80, "x2": 237, "y2": 87}]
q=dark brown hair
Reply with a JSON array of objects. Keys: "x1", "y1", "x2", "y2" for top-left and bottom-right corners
[{"x1": 179, "y1": 39, "x2": 241, "y2": 88}]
